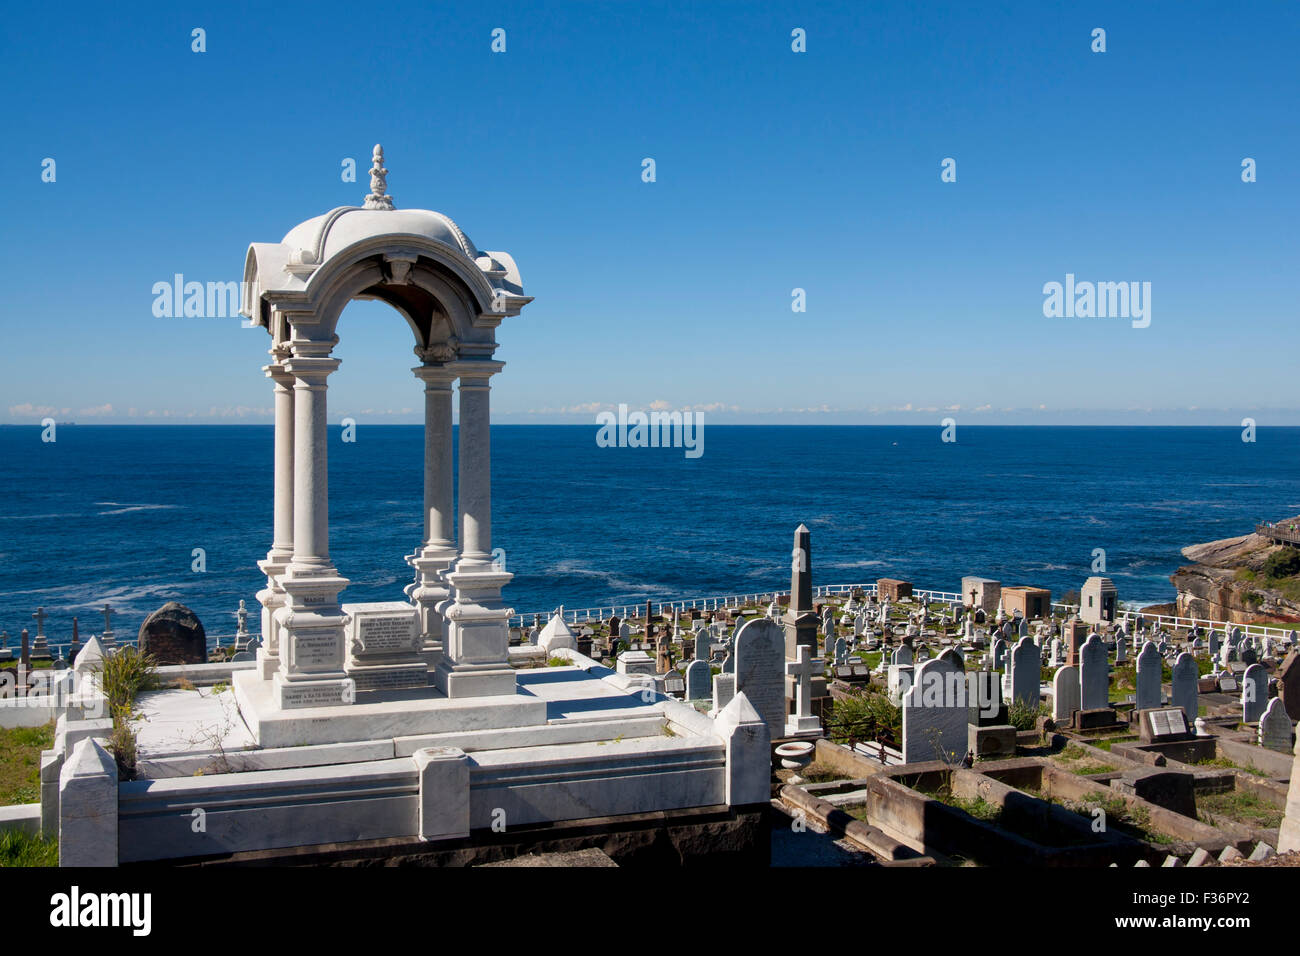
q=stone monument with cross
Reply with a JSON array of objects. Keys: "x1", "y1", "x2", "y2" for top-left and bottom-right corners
[
  {"x1": 784, "y1": 644, "x2": 823, "y2": 737},
  {"x1": 30, "y1": 607, "x2": 51, "y2": 659},
  {"x1": 100, "y1": 603, "x2": 117, "y2": 650}
]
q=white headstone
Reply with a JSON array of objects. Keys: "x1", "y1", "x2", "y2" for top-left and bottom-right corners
[
  {"x1": 1258, "y1": 697, "x2": 1293, "y2": 753},
  {"x1": 1052, "y1": 665, "x2": 1081, "y2": 722},
  {"x1": 1079, "y1": 634, "x2": 1110, "y2": 711},
  {"x1": 733, "y1": 619, "x2": 785, "y2": 741},
  {"x1": 685, "y1": 659, "x2": 711, "y2": 702},
  {"x1": 1010, "y1": 636, "x2": 1040, "y2": 709},
  {"x1": 901, "y1": 650, "x2": 967, "y2": 764},
  {"x1": 1171, "y1": 652, "x2": 1198, "y2": 722},
  {"x1": 1135, "y1": 641, "x2": 1163, "y2": 711}
]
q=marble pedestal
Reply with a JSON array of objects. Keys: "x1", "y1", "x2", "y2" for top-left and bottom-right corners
[{"x1": 433, "y1": 565, "x2": 516, "y2": 699}]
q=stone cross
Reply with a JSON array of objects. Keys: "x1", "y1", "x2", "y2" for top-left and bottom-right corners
[
  {"x1": 102, "y1": 603, "x2": 115, "y2": 632},
  {"x1": 784, "y1": 644, "x2": 821, "y2": 734},
  {"x1": 31, "y1": 607, "x2": 48, "y2": 637}
]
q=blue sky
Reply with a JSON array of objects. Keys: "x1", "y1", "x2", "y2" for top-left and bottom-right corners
[{"x1": 1, "y1": 0, "x2": 1296, "y2": 425}]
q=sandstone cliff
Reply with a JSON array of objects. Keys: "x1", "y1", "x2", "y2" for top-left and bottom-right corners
[{"x1": 1171, "y1": 523, "x2": 1300, "y2": 624}]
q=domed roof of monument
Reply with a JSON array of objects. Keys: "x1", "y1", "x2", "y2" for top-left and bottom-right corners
[{"x1": 279, "y1": 146, "x2": 480, "y2": 267}]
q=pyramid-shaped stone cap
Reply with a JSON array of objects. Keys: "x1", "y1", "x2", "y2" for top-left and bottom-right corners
[
  {"x1": 73, "y1": 636, "x2": 107, "y2": 673},
  {"x1": 537, "y1": 613, "x2": 576, "y2": 653}
]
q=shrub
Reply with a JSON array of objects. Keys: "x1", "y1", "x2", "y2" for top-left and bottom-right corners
[
  {"x1": 826, "y1": 690, "x2": 901, "y2": 747},
  {"x1": 99, "y1": 648, "x2": 158, "y2": 781},
  {"x1": 1264, "y1": 547, "x2": 1300, "y2": 579},
  {"x1": 109, "y1": 704, "x2": 138, "y2": 780},
  {"x1": 100, "y1": 647, "x2": 160, "y2": 714},
  {"x1": 1007, "y1": 700, "x2": 1046, "y2": 731}
]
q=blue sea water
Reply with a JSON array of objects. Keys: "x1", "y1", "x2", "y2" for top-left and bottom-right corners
[{"x1": 1, "y1": 425, "x2": 1297, "y2": 651}]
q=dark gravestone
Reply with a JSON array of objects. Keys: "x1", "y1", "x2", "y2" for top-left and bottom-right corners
[
  {"x1": 1112, "y1": 769, "x2": 1197, "y2": 819},
  {"x1": 138, "y1": 602, "x2": 207, "y2": 664},
  {"x1": 1277, "y1": 651, "x2": 1300, "y2": 722}
]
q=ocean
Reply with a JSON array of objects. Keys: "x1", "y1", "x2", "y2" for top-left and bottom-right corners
[{"x1": 1, "y1": 424, "x2": 1296, "y2": 652}]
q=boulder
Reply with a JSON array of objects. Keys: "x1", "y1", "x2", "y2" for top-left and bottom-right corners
[{"x1": 137, "y1": 602, "x2": 206, "y2": 664}]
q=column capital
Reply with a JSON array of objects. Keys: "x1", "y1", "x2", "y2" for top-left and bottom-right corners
[
  {"x1": 455, "y1": 360, "x2": 505, "y2": 385},
  {"x1": 411, "y1": 365, "x2": 459, "y2": 389},
  {"x1": 283, "y1": 355, "x2": 341, "y2": 386}
]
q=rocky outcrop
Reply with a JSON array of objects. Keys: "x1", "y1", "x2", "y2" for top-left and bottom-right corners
[{"x1": 1171, "y1": 528, "x2": 1300, "y2": 624}]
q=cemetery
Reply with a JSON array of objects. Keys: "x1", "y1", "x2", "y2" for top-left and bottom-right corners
[{"x1": 1, "y1": 152, "x2": 1299, "y2": 873}]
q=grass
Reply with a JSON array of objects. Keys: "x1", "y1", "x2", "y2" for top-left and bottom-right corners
[
  {"x1": 1193, "y1": 756, "x2": 1271, "y2": 777},
  {"x1": 798, "y1": 762, "x2": 849, "y2": 784},
  {"x1": 0, "y1": 830, "x2": 58, "y2": 867},
  {"x1": 1090, "y1": 735, "x2": 1138, "y2": 753},
  {"x1": 546, "y1": 656, "x2": 569, "y2": 667},
  {"x1": 0, "y1": 723, "x2": 54, "y2": 805},
  {"x1": 100, "y1": 647, "x2": 160, "y2": 781},
  {"x1": 1197, "y1": 789, "x2": 1284, "y2": 829},
  {"x1": 1075, "y1": 792, "x2": 1173, "y2": 845},
  {"x1": 1053, "y1": 744, "x2": 1116, "y2": 775}
]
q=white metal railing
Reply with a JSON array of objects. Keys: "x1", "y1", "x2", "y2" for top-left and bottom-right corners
[
  {"x1": 508, "y1": 585, "x2": 1299, "y2": 642},
  {"x1": 509, "y1": 583, "x2": 967, "y2": 628}
]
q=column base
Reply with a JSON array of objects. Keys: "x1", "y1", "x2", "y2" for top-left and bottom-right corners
[
  {"x1": 407, "y1": 547, "x2": 457, "y2": 669},
  {"x1": 432, "y1": 659, "x2": 517, "y2": 699},
  {"x1": 272, "y1": 671, "x2": 355, "y2": 710},
  {"x1": 255, "y1": 647, "x2": 280, "y2": 680}
]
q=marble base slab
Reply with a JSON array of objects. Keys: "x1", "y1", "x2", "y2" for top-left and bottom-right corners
[{"x1": 234, "y1": 670, "x2": 548, "y2": 748}]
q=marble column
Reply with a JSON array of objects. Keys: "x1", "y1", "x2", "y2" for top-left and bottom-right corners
[
  {"x1": 272, "y1": 345, "x2": 354, "y2": 709},
  {"x1": 256, "y1": 352, "x2": 294, "y2": 680},
  {"x1": 405, "y1": 364, "x2": 459, "y2": 666},
  {"x1": 434, "y1": 361, "x2": 516, "y2": 698}
]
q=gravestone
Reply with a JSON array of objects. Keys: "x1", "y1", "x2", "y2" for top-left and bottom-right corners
[
  {"x1": 712, "y1": 672, "x2": 736, "y2": 713},
  {"x1": 30, "y1": 607, "x2": 50, "y2": 659},
  {"x1": 892, "y1": 644, "x2": 914, "y2": 667},
  {"x1": 1135, "y1": 641, "x2": 1163, "y2": 711},
  {"x1": 1052, "y1": 665, "x2": 1081, "y2": 723},
  {"x1": 1138, "y1": 707, "x2": 1192, "y2": 744},
  {"x1": 887, "y1": 664, "x2": 914, "y2": 706},
  {"x1": 1115, "y1": 633, "x2": 1128, "y2": 664},
  {"x1": 1258, "y1": 697, "x2": 1293, "y2": 753},
  {"x1": 342, "y1": 601, "x2": 427, "y2": 690},
  {"x1": 901, "y1": 650, "x2": 967, "y2": 764},
  {"x1": 1171, "y1": 652, "x2": 1198, "y2": 722},
  {"x1": 734, "y1": 619, "x2": 785, "y2": 741},
  {"x1": 684, "y1": 659, "x2": 711, "y2": 702},
  {"x1": 138, "y1": 602, "x2": 207, "y2": 665},
  {"x1": 616, "y1": 650, "x2": 656, "y2": 677},
  {"x1": 834, "y1": 636, "x2": 847, "y2": 664},
  {"x1": 1278, "y1": 651, "x2": 1300, "y2": 721},
  {"x1": 1079, "y1": 633, "x2": 1110, "y2": 711},
  {"x1": 784, "y1": 644, "x2": 822, "y2": 735},
  {"x1": 1064, "y1": 618, "x2": 1088, "y2": 666},
  {"x1": 992, "y1": 638, "x2": 1008, "y2": 671},
  {"x1": 1010, "y1": 636, "x2": 1040, "y2": 709},
  {"x1": 1241, "y1": 663, "x2": 1268, "y2": 723},
  {"x1": 1217, "y1": 670, "x2": 1238, "y2": 693}
]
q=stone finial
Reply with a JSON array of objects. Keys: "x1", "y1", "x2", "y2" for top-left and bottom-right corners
[{"x1": 364, "y1": 144, "x2": 395, "y2": 210}]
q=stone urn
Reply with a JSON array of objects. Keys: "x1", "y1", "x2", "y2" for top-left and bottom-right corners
[{"x1": 775, "y1": 740, "x2": 816, "y2": 782}]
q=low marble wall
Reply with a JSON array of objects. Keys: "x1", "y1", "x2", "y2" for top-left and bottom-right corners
[{"x1": 118, "y1": 734, "x2": 729, "y2": 863}]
